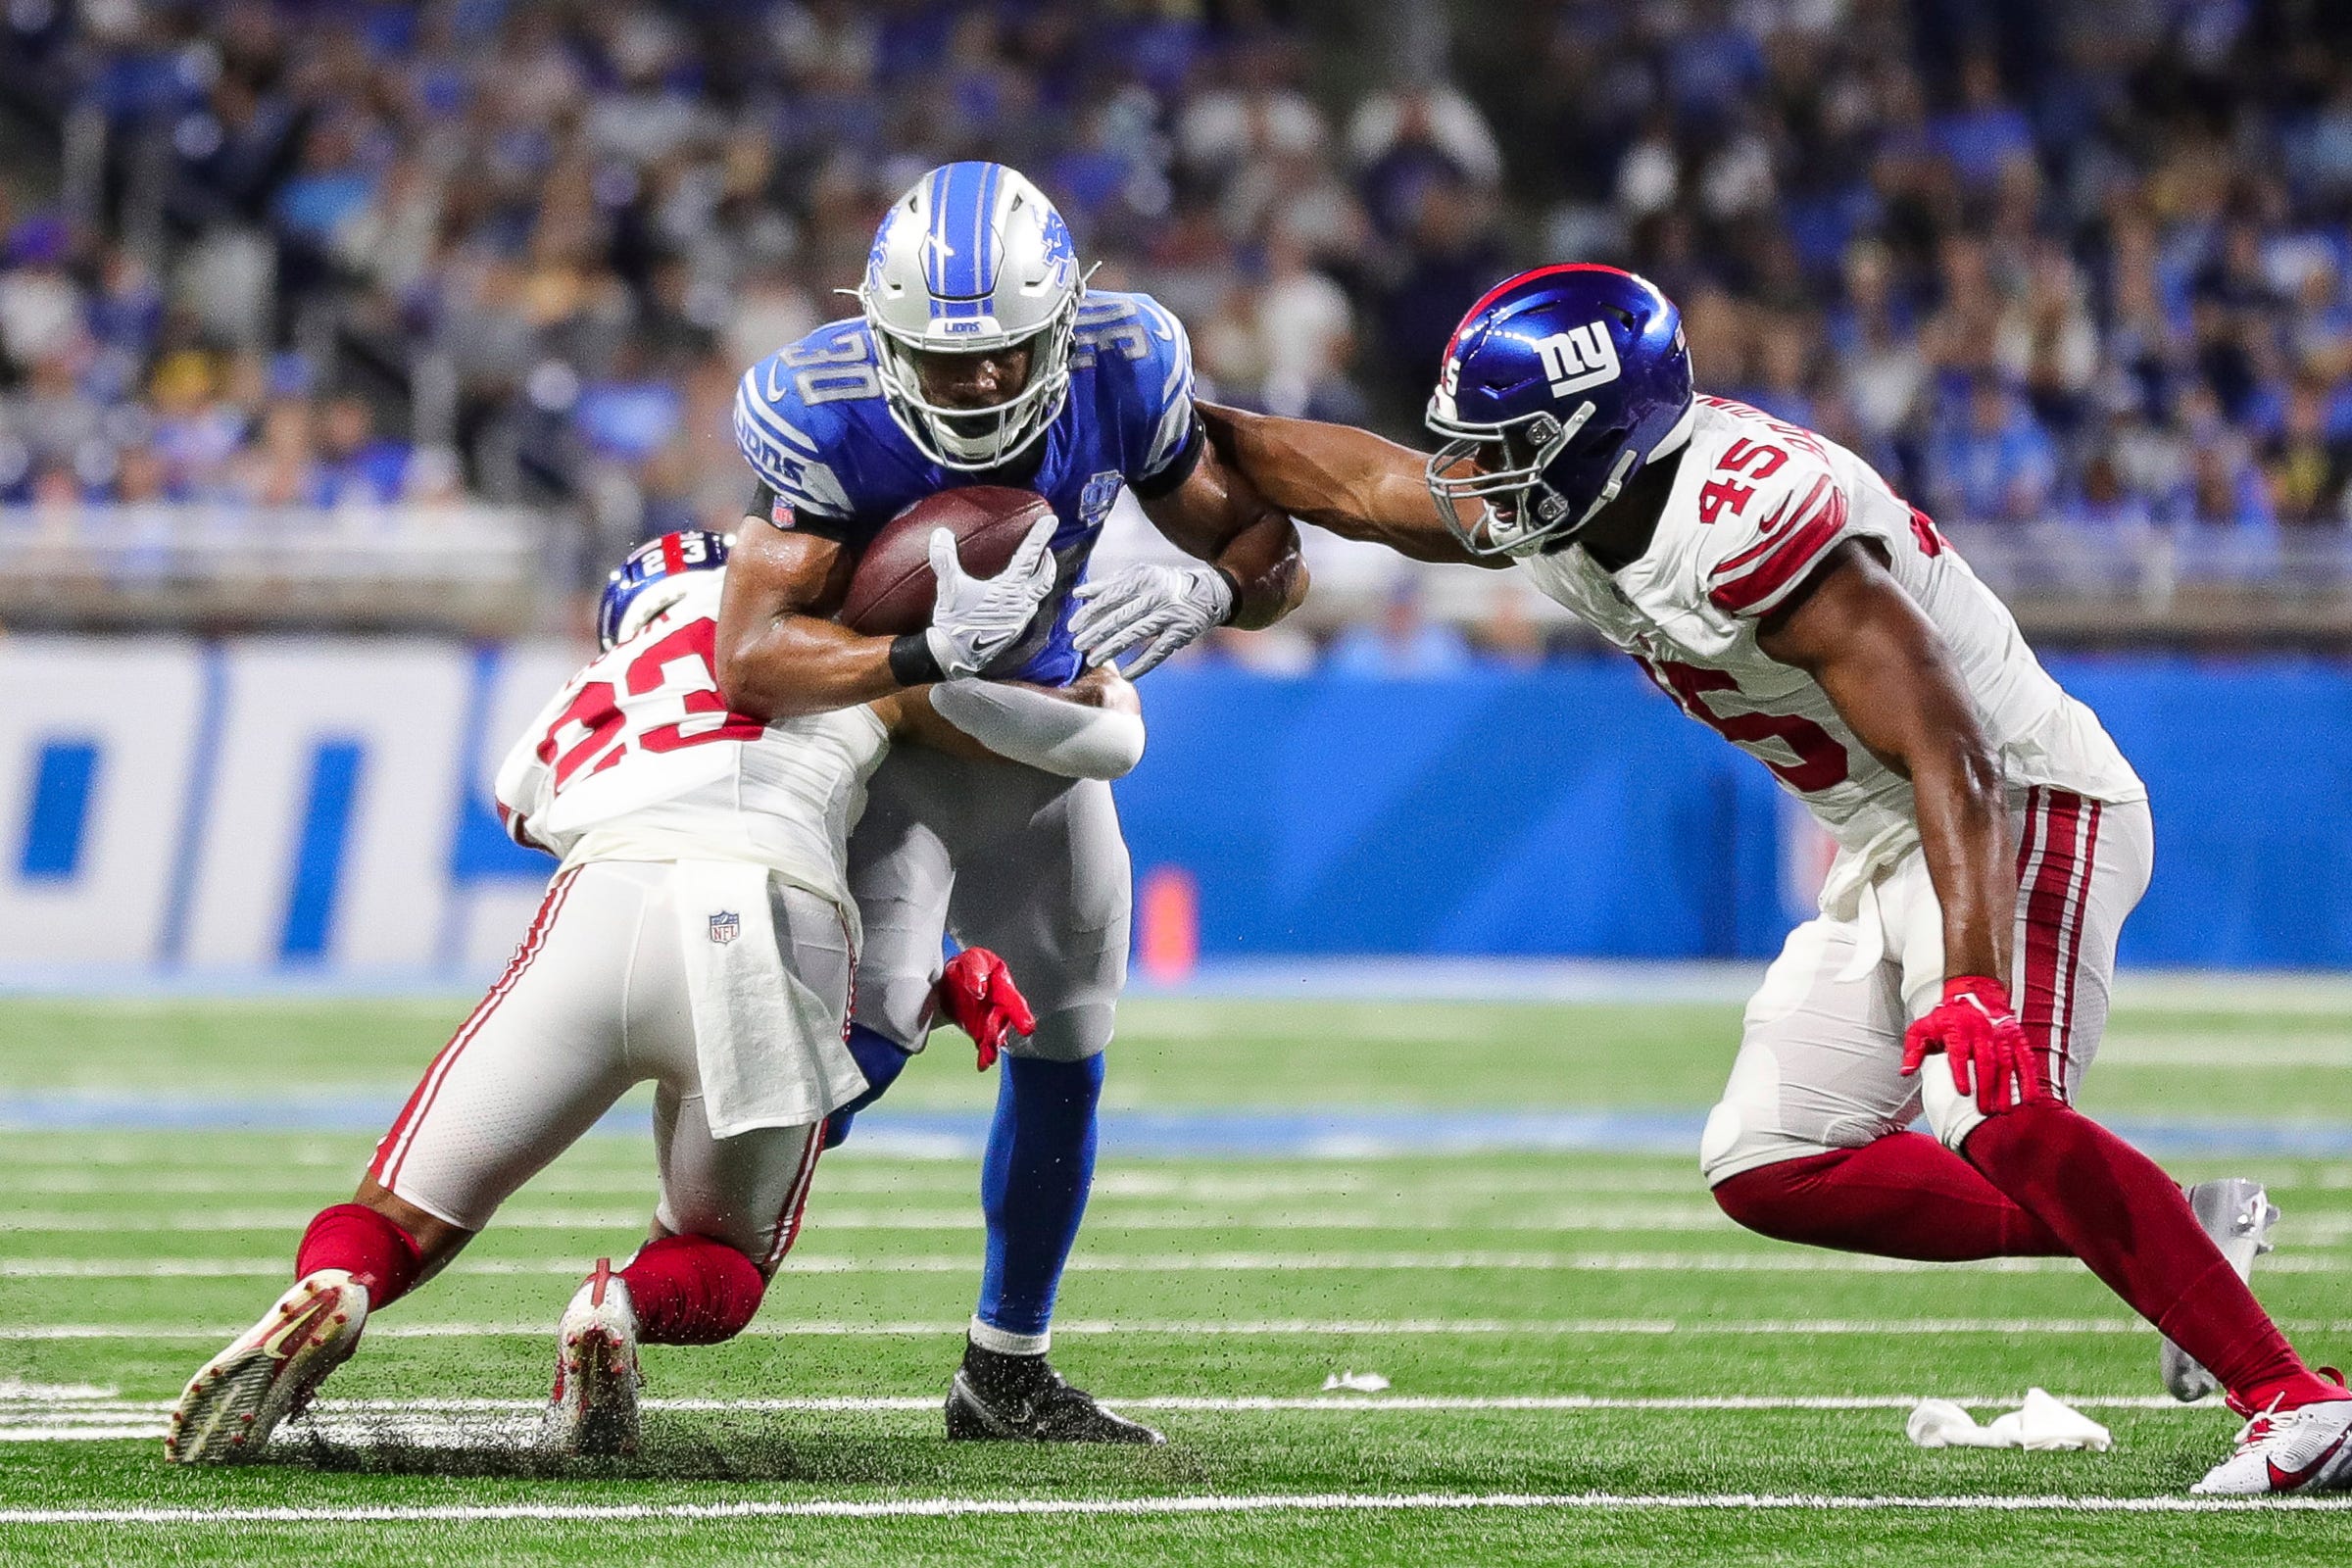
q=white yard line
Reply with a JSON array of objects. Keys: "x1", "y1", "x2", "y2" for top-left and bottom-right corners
[
  {"x1": 3, "y1": 1492, "x2": 2350, "y2": 1524},
  {"x1": 2098, "y1": 1033, "x2": 2352, "y2": 1069},
  {"x1": 0, "y1": 1207, "x2": 1740, "y2": 1233},
  {"x1": 0, "y1": 1167, "x2": 1724, "y2": 1198},
  {"x1": 0, "y1": 1393, "x2": 2225, "y2": 1415},
  {"x1": 13, "y1": 1316, "x2": 2352, "y2": 1341},
  {"x1": 7, "y1": 1250, "x2": 2350, "y2": 1280}
]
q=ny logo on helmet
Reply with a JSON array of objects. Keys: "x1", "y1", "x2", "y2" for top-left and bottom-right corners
[{"x1": 1537, "y1": 323, "x2": 1621, "y2": 397}]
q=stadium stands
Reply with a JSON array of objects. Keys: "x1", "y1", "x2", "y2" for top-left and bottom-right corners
[{"x1": 0, "y1": 0, "x2": 2348, "y2": 643}]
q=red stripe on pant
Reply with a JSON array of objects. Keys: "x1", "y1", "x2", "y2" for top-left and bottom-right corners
[
  {"x1": 762, "y1": 1125, "x2": 826, "y2": 1274},
  {"x1": 2015, "y1": 792, "x2": 2086, "y2": 1102},
  {"x1": 2051, "y1": 800, "x2": 2102, "y2": 1090},
  {"x1": 369, "y1": 868, "x2": 580, "y2": 1191}
]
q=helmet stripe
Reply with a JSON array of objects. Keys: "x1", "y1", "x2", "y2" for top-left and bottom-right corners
[
  {"x1": 944, "y1": 162, "x2": 974, "y2": 297},
  {"x1": 925, "y1": 166, "x2": 953, "y2": 300},
  {"x1": 660, "y1": 532, "x2": 684, "y2": 573},
  {"x1": 972, "y1": 162, "x2": 996, "y2": 297},
  {"x1": 1443, "y1": 263, "x2": 1631, "y2": 363}
]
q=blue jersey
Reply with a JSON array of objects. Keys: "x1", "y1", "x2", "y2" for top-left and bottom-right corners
[{"x1": 732, "y1": 289, "x2": 1198, "y2": 684}]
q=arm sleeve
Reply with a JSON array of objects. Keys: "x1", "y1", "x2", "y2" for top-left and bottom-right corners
[
  {"x1": 926, "y1": 682, "x2": 1147, "y2": 780},
  {"x1": 1699, "y1": 463, "x2": 1856, "y2": 620}
]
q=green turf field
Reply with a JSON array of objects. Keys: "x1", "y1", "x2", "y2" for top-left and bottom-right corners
[{"x1": 4, "y1": 985, "x2": 2352, "y2": 1564}]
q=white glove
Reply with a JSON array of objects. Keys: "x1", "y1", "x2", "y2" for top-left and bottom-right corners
[
  {"x1": 925, "y1": 516, "x2": 1059, "y2": 679},
  {"x1": 1068, "y1": 562, "x2": 1235, "y2": 677}
]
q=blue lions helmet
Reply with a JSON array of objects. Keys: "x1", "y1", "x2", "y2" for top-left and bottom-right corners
[
  {"x1": 596, "y1": 529, "x2": 730, "y2": 650},
  {"x1": 858, "y1": 162, "x2": 1085, "y2": 471},
  {"x1": 1425, "y1": 265, "x2": 1695, "y2": 558}
]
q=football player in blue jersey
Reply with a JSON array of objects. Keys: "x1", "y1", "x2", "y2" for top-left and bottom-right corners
[{"x1": 717, "y1": 162, "x2": 1306, "y2": 1442}]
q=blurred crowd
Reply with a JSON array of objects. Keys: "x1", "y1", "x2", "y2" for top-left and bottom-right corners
[{"x1": 3, "y1": 0, "x2": 2351, "y2": 581}]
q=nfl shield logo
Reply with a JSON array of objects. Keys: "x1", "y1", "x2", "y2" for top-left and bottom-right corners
[{"x1": 708, "y1": 911, "x2": 740, "y2": 946}]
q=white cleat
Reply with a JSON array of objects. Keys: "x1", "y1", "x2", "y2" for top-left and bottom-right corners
[
  {"x1": 2161, "y1": 1179, "x2": 2280, "y2": 1401},
  {"x1": 2192, "y1": 1389, "x2": 2352, "y2": 1494},
  {"x1": 544, "y1": 1258, "x2": 642, "y2": 1456},
  {"x1": 165, "y1": 1269, "x2": 368, "y2": 1464}
]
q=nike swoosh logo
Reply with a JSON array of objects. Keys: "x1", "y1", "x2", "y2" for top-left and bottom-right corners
[{"x1": 2269, "y1": 1426, "x2": 2350, "y2": 1490}]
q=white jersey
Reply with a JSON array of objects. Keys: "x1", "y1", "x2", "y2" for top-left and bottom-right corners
[
  {"x1": 1515, "y1": 396, "x2": 2144, "y2": 916},
  {"x1": 493, "y1": 571, "x2": 889, "y2": 930}
]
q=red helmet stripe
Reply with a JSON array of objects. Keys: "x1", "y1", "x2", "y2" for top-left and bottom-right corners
[
  {"x1": 660, "y1": 533, "x2": 685, "y2": 573},
  {"x1": 1444, "y1": 264, "x2": 1633, "y2": 362}
]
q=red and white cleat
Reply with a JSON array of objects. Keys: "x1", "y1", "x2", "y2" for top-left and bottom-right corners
[
  {"x1": 165, "y1": 1269, "x2": 368, "y2": 1464},
  {"x1": 543, "y1": 1258, "x2": 642, "y2": 1456},
  {"x1": 2192, "y1": 1381, "x2": 2352, "y2": 1495}
]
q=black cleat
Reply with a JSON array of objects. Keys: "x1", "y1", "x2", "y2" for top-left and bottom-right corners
[{"x1": 945, "y1": 1343, "x2": 1164, "y2": 1445}]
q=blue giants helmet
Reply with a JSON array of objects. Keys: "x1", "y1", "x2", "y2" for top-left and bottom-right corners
[
  {"x1": 1425, "y1": 265, "x2": 1695, "y2": 558},
  {"x1": 596, "y1": 529, "x2": 730, "y2": 649}
]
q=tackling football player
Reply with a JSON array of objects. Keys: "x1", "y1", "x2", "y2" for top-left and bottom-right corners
[
  {"x1": 721, "y1": 163, "x2": 1305, "y2": 1443},
  {"x1": 1183, "y1": 266, "x2": 2350, "y2": 1496},
  {"x1": 166, "y1": 528, "x2": 1145, "y2": 1464}
]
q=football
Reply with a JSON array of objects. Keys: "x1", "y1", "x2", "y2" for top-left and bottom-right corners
[{"x1": 837, "y1": 486, "x2": 1057, "y2": 635}]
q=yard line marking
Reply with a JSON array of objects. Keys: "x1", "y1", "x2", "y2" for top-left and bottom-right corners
[
  {"x1": 0, "y1": 1392, "x2": 2227, "y2": 1416},
  {"x1": 0, "y1": 1381, "x2": 116, "y2": 1399},
  {"x1": 0, "y1": 1206, "x2": 1744, "y2": 1233},
  {"x1": 13, "y1": 1316, "x2": 2352, "y2": 1341},
  {"x1": 10, "y1": 1250, "x2": 2352, "y2": 1280},
  {"x1": 2099, "y1": 1032, "x2": 2352, "y2": 1069},
  {"x1": 4, "y1": 1492, "x2": 2351, "y2": 1524},
  {"x1": 0, "y1": 1167, "x2": 1724, "y2": 1199}
]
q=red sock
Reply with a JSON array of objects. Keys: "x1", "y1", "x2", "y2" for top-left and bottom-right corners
[
  {"x1": 1964, "y1": 1106, "x2": 2340, "y2": 1411},
  {"x1": 297, "y1": 1203, "x2": 423, "y2": 1308},
  {"x1": 1713, "y1": 1135, "x2": 2068, "y2": 1260},
  {"x1": 619, "y1": 1234, "x2": 765, "y2": 1346}
]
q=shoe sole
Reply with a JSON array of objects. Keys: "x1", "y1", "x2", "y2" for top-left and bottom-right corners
[
  {"x1": 552, "y1": 1325, "x2": 640, "y2": 1457},
  {"x1": 166, "y1": 1276, "x2": 365, "y2": 1464},
  {"x1": 2163, "y1": 1180, "x2": 2279, "y2": 1402}
]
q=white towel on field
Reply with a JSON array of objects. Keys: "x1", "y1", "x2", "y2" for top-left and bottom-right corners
[{"x1": 1906, "y1": 1388, "x2": 2113, "y2": 1452}]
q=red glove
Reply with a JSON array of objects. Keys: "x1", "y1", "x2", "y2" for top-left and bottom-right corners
[
  {"x1": 1900, "y1": 975, "x2": 2052, "y2": 1115},
  {"x1": 933, "y1": 948, "x2": 1036, "y2": 1071}
]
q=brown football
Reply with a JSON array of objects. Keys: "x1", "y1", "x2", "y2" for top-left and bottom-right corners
[{"x1": 837, "y1": 486, "x2": 1057, "y2": 635}]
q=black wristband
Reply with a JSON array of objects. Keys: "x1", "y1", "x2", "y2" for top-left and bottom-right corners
[
  {"x1": 889, "y1": 632, "x2": 945, "y2": 687},
  {"x1": 1212, "y1": 564, "x2": 1245, "y2": 626}
]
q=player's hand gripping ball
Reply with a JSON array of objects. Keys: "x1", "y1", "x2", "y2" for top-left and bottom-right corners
[
  {"x1": 934, "y1": 948, "x2": 1037, "y2": 1071},
  {"x1": 1900, "y1": 975, "x2": 2053, "y2": 1115}
]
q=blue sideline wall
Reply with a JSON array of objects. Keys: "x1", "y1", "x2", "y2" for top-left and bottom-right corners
[{"x1": 2, "y1": 637, "x2": 2347, "y2": 980}]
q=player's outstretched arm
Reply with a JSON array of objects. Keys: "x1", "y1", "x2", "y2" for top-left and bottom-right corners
[
  {"x1": 713, "y1": 520, "x2": 908, "y2": 719},
  {"x1": 1757, "y1": 540, "x2": 2014, "y2": 986},
  {"x1": 1196, "y1": 402, "x2": 1505, "y2": 569},
  {"x1": 877, "y1": 665, "x2": 1145, "y2": 781},
  {"x1": 1071, "y1": 423, "x2": 1310, "y2": 675}
]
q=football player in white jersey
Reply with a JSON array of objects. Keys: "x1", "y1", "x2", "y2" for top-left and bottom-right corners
[
  {"x1": 1169, "y1": 266, "x2": 2350, "y2": 1496},
  {"x1": 166, "y1": 527, "x2": 1145, "y2": 1465}
]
